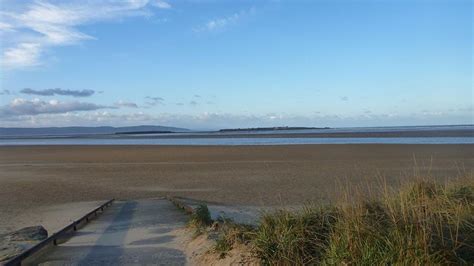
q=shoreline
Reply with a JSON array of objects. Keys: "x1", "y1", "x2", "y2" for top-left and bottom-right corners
[{"x1": 1, "y1": 128, "x2": 473, "y2": 140}]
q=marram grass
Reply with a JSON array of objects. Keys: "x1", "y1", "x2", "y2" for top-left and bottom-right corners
[{"x1": 212, "y1": 178, "x2": 474, "y2": 265}]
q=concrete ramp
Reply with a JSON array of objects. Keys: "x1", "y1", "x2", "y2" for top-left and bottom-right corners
[{"x1": 33, "y1": 199, "x2": 188, "y2": 265}]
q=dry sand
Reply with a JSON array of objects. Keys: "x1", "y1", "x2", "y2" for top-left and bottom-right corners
[{"x1": 1, "y1": 144, "x2": 473, "y2": 234}]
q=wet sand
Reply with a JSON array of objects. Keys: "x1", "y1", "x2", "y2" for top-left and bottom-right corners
[{"x1": 1, "y1": 144, "x2": 473, "y2": 234}]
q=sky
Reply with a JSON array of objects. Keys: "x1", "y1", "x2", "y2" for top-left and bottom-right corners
[{"x1": 0, "y1": 0, "x2": 472, "y2": 129}]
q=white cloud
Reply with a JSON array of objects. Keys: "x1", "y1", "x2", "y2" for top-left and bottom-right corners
[
  {"x1": 3, "y1": 42, "x2": 42, "y2": 68},
  {"x1": 0, "y1": 21, "x2": 14, "y2": 31},
  {"x1": 0, "y1": 0, "x2": 168, "y2": 69},
  {"x1": 195, "y1": 7, "x2": 256, "y2": 33},
  {"x1": 152, "y1": 0, "x2": 171, "y2": 9},
  {"x1": 0, "y1": 98, "x2": 112, "y2": 117}
]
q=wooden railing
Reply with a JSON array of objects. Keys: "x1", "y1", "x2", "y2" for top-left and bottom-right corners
[{"x1": 4, "y1": 199, "x2": 114, "y2": 266}]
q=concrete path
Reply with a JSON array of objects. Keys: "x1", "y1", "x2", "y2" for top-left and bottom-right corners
[{"x1": 33, "y1": 199, "x2": 189, "y2": 265}]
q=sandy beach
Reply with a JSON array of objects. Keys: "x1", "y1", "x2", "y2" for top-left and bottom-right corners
[{"x1": 1, "y1": 144, "x2": 473, "y2": 234}]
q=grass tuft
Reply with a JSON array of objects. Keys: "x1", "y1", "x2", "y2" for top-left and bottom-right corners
[
  {"x1": 251, "y1": 206, "x2": 338, "y2": 265},
  {"x1": 213, "y1": 218, "x2": 254, "y2": 258},
  {"x1": 188, "y1": 204, "x2": 212, "y2": 237}
]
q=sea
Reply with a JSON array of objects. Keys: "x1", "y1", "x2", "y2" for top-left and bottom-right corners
[{"x1": 0, "y1": 125, "x2": 473, "y2": 146}]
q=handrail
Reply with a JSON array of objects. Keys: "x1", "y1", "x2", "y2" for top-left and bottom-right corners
[
  {"x1": 4, "y1": 199, "x2": 115, "y2": 266},
  {"x1": 166, "y1": 196, "x2": 195, "y2": 214}
]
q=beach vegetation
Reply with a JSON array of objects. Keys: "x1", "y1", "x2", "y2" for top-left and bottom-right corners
[
  {"x1": 188, "y1": 204, "x2": 212, "y2": 236},
  {"x1": 213, "y1": 217, "x2": 254, "y2": 258},
  {"x1": 207, "y1": 178, "x2": 474, "y2": 264}
]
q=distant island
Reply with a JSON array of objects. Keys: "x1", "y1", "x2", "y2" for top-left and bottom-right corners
[
  {"x1": 219, "y1": 126, "x2": 330, "y2": 132},
  {"x1": 115, "y1": 130, "x2": 174, "y2": 135}
]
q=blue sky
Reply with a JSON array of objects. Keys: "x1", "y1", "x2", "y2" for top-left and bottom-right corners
[{"x1": 0, "y1": 0, "x2": 472, "y2": 129}]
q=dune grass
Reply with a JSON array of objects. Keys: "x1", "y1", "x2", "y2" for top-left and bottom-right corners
[
  {"x1": 188, "y1": 204, "x2": 212, "y2": 237},
  {"x1": 213, "y1": 217, "x2": 254, "y2": 258},
  {"x1": 322, "y1": 179, "x2": 474, "y2": 265},
  {"x1": 210, "y1": 177, "x2": 474, "y2": 265},
  {"x1": 189, "y1": 204, "x2": 212, "y2": 227}
]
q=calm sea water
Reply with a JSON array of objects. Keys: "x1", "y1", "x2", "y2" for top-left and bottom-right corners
[
  {"x1": 0, "y1": 137, "x2": 473, "y2": 146},
  {"x1": 1, "y1": 125, "x2": 472, "y2": 145}
]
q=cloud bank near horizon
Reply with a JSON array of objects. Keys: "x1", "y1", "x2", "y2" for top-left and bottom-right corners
[
  {"x1": 0, "y1": 103, "x2": 471, "y2": 129},
  {"x1": 20, "y1": 88, "x2": 95, "y2": 97},
  {"x1": 0, "y1": 98, "x2": 113, "y2": 117}
]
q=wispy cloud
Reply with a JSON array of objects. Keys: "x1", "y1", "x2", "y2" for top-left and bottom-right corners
[
  {"x1": 0, "y1": 98, "x2": 112, "y2": 117},
  {"x1": 145, "y1": 96, "x2": 165, "y2": 106},
  {"x1": 152, "y1": 0, "x2": 171, "y2": 9},
  {"x1": 0, "y1": 90, "x2": 11, "y2": 95},
  {"x1": 195, "y1": 7, "x2": 256, "y2": 33},
  {"x1": 340, "y1": 96, "x2": 349, "y2": 101},
  {"x1": 114, "y1": 100, "x2": 139, "y2": 108},
  {"x1": 20, "y1": 88, "x2": 95, "y2": 97},
  {"x1": 0, "y1": 21, "x2": 15, "y2": 31},
  {"x1": 0, "y1": 0, "x2": 171, "y2": 69},
  {"x1": 3, "y1": 43, "x2": 42, "y2": 68}
]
